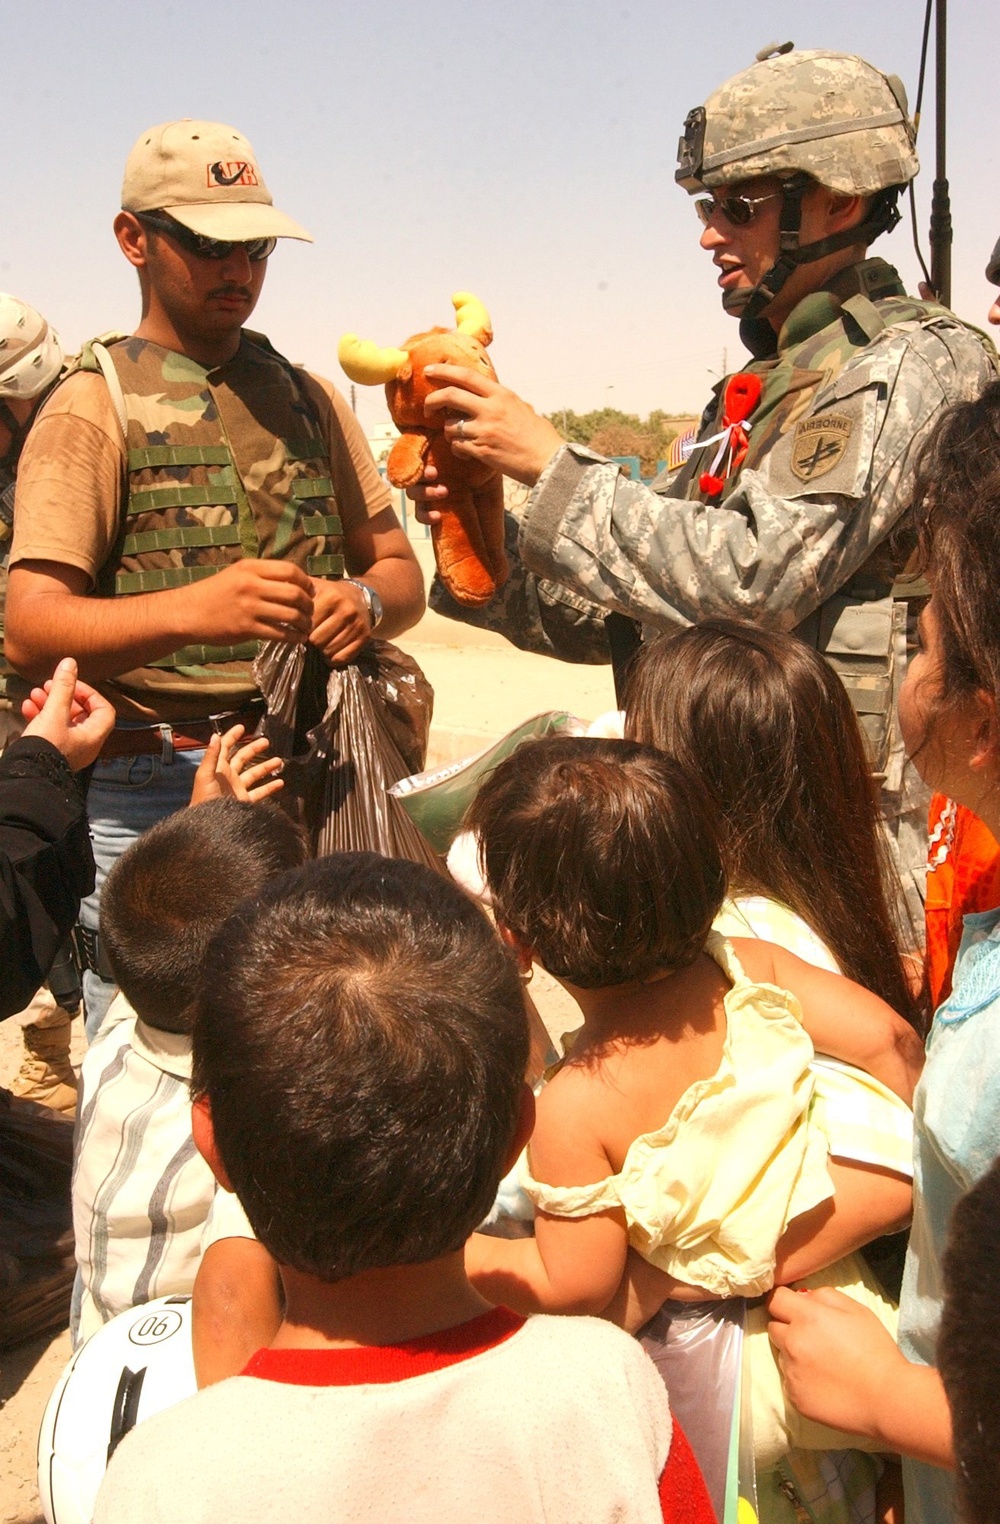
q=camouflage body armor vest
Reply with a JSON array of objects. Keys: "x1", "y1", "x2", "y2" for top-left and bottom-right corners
[{"x1": 83, "y1": 332, "x2": 344, "y2": 708}]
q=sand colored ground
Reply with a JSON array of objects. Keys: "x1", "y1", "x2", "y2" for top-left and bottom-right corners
[
  {"x1": 396, "y1": 537, "x2": 617, "y2": 766},
  {"x1": 0, "y1": 547, "x2": 609, "y2": 1520},
  {"x1": 0, "y1": 1019, "x2": 79, "y2": 1524}
]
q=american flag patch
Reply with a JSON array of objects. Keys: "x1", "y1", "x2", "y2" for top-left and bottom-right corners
[{"x1": 666, "y1": 428, "x2": 697, "y2": 471}]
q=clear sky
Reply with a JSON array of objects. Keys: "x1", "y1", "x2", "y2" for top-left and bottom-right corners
[{"x1": 5, "y1": 0, "x2": 997, "y2": 432}]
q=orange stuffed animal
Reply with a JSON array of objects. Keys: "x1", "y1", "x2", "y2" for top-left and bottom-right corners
[{"x1": 338, "y1": 292, "x2": 507, "y2": 607}]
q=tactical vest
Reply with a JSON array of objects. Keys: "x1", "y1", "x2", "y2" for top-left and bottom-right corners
[
  {"x1": 80, "y1": 332, "x2": 345, "y2": 701},
  {"x1": 656, "y1": 259, "x2": 989, "y2": 779}
]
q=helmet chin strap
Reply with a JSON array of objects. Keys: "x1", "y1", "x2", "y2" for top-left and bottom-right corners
[{"x1": 736, "y1": 175, "x2": 902, "y2": 321}]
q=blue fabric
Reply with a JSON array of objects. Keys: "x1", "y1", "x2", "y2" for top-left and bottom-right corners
[
  {"x1": 481, "y1": 1159, "x2": 535, "y2": 1228},
  {"x1": 80, "y1": 748, "x2": 205, "y2": 1039},
  {"x1": 898, "y1": 907, "x2": 1000, "y2": 1524}
]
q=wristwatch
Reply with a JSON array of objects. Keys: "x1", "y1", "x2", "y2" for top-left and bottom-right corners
[{"x1": 346, "y1": 578, "x2": 384, "y2": 631}]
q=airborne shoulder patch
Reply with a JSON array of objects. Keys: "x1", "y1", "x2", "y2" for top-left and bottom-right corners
[{"x1": 790, "y1": 414, "x2": 854, "y2": 482}]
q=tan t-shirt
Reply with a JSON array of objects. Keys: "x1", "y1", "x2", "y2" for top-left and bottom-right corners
[{"x1": 11, "y1": 359, "x2": 392, "y2": 721}]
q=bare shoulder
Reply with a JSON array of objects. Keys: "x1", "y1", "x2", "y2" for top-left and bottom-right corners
[
  {"x1": 536, "y1": 1056, "x2": 605, "y2": 1122},
  {"x1": 726, "y1": 935, "x2": 780, "y2": 983},
  {"x1": 535, "y1": 1043, "x2": 648, "y2": 1149},
  {"x1": 535, "y1": 1055, "x2": 620, "y2": 1139},
  {"x1": 728, "y1": 935, "x2": 837, "y2": 992},
  {"x1": 531, "y1": 1062, "x2": 619, "y2": 1184}
]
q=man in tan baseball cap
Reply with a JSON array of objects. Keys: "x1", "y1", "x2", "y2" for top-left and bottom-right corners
[{"x1": 6, "y1": 118, "x2": 425, "y2": 1034}]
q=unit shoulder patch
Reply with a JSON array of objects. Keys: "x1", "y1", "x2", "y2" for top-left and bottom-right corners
[{"x1": 790, "y1": 414, "x2": 855, "y2": 482}]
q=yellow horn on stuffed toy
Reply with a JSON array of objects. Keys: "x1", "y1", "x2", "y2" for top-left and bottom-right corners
[
  {"x1": 337, "y1": 334, "x2": 409, "y2": 386},
  {"x1": 452, "y1": 292, "x2": 493, "y2": 347}
]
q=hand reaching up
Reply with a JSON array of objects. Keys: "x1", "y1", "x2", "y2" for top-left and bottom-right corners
[
  {"x1": 21, "y1": 657, "x2": 116, "y2": 770},
  {"x1": 190, "y1": 725, "x2": 284, "y2": 807}
]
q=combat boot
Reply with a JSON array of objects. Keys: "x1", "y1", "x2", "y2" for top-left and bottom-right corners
[{"x1": 11, "y1": 1013, "x2": 78, "y2": 1115}]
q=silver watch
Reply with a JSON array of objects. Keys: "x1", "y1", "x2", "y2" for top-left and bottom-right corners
[{"x1": 346, "y1": 578, "x2": 383, "y2": 630}]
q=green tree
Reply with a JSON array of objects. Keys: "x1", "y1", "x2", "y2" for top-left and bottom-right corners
[{"x1": 547, "y1": 407, "x2": 687, "y2": 477}]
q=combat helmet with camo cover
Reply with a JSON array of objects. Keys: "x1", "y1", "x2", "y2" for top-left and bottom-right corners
[
  {"x1": 677, "y1": 46, "x2": 919, "y2": 318},
  {"x1": 0, "y1": 294, "x2": 64, "y2": 403},
  {"x1": 0, "y1": 292, "x2": 64, "y2": 471}
]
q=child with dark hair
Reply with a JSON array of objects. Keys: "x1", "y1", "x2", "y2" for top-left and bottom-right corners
[
  {"x1": 72, "y1": 798, "x2": 305, "y2": 1346},
  {"x1": 624, "y1": 617, "x2": 920, "y2": 1028},
  {"x1": 464, "y1": 736, "x2": 921, "y2": 1481},
  {"x1": 621, "y1": 621, "x2": 924, "y2": 1403},
  {"x1": 915, "y1": 379, "x2": 1000, "y2": 1009},
  {"x1": 94, "y1": 852, "x2": 714, "y2": 1524}
]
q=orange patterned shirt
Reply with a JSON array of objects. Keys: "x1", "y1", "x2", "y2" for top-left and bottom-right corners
[{"x1": 925, "y1": 794, "x2": 1000, "y2": 1007}]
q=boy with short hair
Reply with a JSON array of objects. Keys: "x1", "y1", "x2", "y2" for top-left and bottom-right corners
[
  {"x1": 72, "y1": 798, "x2": 304, "y2": 1345},
  {"x1": 95, "y1": 852, "x2": 713, "y2": 1524}
]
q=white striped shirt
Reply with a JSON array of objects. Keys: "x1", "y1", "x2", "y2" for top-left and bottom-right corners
[{"x1": 73, "y1": 994, "x2": 218, "y2": 1344}]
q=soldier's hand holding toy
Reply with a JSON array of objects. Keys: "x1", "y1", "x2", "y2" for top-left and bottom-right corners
[{"x1": 340, "y1": 293, "x2": 555, "y2": 606}]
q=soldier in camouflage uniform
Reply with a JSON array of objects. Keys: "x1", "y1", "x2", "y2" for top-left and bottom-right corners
[
  {"x1": 7, "y1": 121, "x2": 425, "y2": 1033},
  {"x1": 412, "y1": 47, "x2": 998, "y2": 940}
]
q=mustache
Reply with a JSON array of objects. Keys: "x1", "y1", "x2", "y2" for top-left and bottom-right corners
[{"x1": 207, "y1": 284, "x2": 253, "y2": 299}]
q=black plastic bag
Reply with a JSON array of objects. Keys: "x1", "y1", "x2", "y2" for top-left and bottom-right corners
[{"x1": 253, "y1": 639, "x2": 441, "y2": 869}]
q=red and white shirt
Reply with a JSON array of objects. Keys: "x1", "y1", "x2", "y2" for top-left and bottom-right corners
[{"x1": 96, "y1": 1306, "x2": 714, "y2": 1524}]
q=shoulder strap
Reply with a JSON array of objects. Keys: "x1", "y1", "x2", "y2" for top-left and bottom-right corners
[
  {"x1": 63, "y1": 332, "x2": 132, "y2": 443},
  {"x1": 69, "y1": 331, "x2": 131, "y2": 376},
  {"x1": 90, "y1": 342, "x2": 128, "y2": 443},
  {"x1": 840, "y1": 293, "x2": 887, "y2": 343}
]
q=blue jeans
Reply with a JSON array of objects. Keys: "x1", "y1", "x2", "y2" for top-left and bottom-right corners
[{"x1": 80, "y1": 745, "x2": 205, "y2": 1038}]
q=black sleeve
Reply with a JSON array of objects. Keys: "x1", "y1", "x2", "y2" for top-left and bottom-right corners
[{"x1": 0, "y1": 736, "x2": 94, "y2": 1021}]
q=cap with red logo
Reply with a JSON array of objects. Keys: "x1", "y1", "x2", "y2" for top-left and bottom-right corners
[{"x1": 121, "y1": 120, "x2": 313, "y2": 242}]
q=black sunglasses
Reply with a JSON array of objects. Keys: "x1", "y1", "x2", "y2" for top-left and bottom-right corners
[
  {"x1": 137, "y1": 210, "x2": 276, "y2": 263},
  {"x1": 694, "y1": 191, "x2": 781, "y2": 229}
]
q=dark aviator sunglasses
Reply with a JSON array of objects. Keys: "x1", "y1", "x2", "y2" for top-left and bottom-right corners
[
  {"x1": 137, "y1": 210, "x2": 276, "y2": 263},
  {"x1": 694, "y1": 191, "x2": 781, "y2": 229}
]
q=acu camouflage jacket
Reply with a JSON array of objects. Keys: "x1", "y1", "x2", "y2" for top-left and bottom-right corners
[
  {"x1": 522, "y1": 259, "x2": 997, "y2": 628},
  {"x1": 431, "y1": 259, "x2": 998, "y2": 777},
  {"x1": 433, "y1": 258, "x2": 997, "y2": 673}
]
